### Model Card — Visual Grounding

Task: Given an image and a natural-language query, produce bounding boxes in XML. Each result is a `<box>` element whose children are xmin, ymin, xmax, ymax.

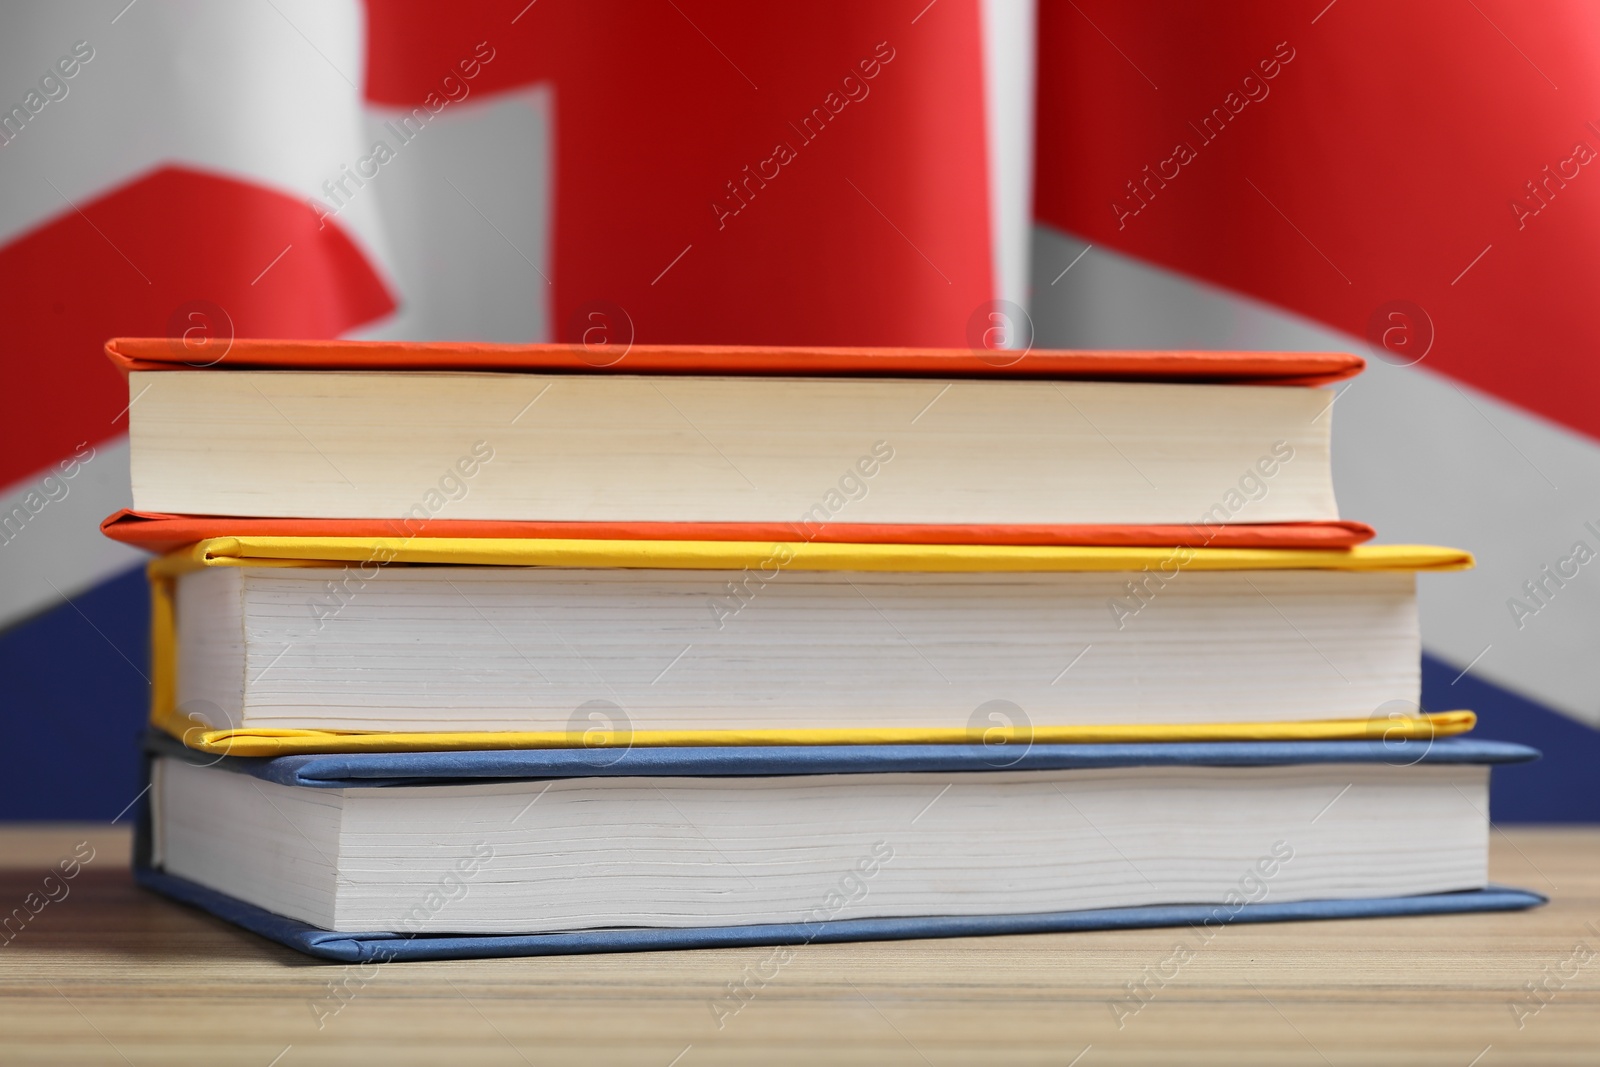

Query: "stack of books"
<box><xmin>104</xmin><ymin>338</ymin><xmax>1542</xmax><ymax>961</ymax></box>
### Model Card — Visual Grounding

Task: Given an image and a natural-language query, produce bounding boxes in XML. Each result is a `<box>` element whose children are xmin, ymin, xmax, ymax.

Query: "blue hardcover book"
<box><xmin>135</xmin><ymin>733</ymin><xmax>1544</xmax><ymax>961</ymax></box>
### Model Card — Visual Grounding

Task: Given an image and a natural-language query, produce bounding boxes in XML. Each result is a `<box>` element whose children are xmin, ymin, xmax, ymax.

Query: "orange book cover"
<box><xmin>104</xmin><ymin>337</ymin><xmax>1364</xmax><ymax>386</ymax></box>
<box><xmin>100</xmin><ymin>510</ymin><xmax>1375</xmax><ymax>554</ymax></box>
<box><xmin>104</xmin><ymin>339</ymin><xmax>1367</xmax><ymax>549</ymax></box>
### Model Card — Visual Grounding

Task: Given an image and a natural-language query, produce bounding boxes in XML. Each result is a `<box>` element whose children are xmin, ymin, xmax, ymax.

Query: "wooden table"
<box><xmin>2</xmin><ymin>824</ymin><xmax>1597</xmax><ymax>1065</ymax></box>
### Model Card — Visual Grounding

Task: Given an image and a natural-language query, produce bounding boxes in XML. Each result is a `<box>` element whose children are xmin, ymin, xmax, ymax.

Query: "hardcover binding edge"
<box><xmin>104</xmin><ymin>338</ymin><xmax>1365</xmax><ymax>385</ymax></box>
<box><xmin>102</xmin><ymin>510</ymin><xmax>1379</xmax><ymax>554</ymax></box>
<box><xmin>131</xmin><ymin>864</ymin><xmax>1546</xmax><ymax>963</ymax></box>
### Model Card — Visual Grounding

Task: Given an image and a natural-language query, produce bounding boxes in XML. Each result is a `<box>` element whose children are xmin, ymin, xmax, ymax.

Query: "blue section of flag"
<box><xmin>0</xmin><ymin>567</ymin><xmax>148</xmax><ymax>821</ymax></box>
<box><xmin>1424</xmin><ymin>653</ymin><xmax>1600</xmax><ymax>823</ymax></box>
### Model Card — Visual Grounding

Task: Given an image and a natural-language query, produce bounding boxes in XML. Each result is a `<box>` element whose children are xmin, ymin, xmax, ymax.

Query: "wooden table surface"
<box><xmin>2</xmin><ymin>824</ymin><xmax>1597</xmax><ymax>1065</ymax></box>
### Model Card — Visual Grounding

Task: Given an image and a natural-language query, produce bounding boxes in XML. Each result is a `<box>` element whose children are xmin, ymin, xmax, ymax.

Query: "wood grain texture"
<box><xmin>1</xmin><ymin>824</ymin><xmax>1596</xmax><ymax>1065</ymax></box>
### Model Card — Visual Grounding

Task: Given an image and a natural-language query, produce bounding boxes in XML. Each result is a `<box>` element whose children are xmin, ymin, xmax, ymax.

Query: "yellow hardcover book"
<box><xmin>149</xmin><ymin>537</ymin><xmax>1474</xmax><ymax>576</ymax></box>
<box><xmin>149</xmin><ymin>538</ymin><xmax>1475</xmax><ymax>756</ymax></box>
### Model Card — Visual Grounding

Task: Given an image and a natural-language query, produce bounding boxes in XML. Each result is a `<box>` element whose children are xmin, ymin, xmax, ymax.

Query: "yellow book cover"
<box><xmin>150</xmin><ymin>538</ymin><xmax>1474</xmax><ymax>756</ymax></box>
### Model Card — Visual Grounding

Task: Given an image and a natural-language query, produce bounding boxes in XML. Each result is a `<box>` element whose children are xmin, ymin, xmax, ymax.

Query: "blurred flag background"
<box><xmin>3</xmin><ymin>0</ymin><xmax>1596</xmax><ymax>820</ymax></box>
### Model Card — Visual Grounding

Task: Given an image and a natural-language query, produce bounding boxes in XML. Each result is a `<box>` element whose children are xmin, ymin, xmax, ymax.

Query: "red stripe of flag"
<box><xmin>1035</xmin><ymin>0</ymin><xmax>1600</xmax><ymax>442</ymax></box>
<box><xmin>0</xmin><ymin>166</ymin><xmax>393</xmax><ymax>488</ymax></box>
<box><xmin>364</xmin><ymin>0</ymin><xmax>996</xmax><ymax>347</ymax></box>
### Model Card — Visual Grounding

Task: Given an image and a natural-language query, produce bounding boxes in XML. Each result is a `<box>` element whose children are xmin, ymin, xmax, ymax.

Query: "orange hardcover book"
<box><xmin>105</xmin><ymin>338</ymin><xmax>1365</xmax><ymax>534</ymax></box>
<box><xmin>104</xmin><ymin>338</ymin><xmax>1363</xmax><ymax>385</ymax></box>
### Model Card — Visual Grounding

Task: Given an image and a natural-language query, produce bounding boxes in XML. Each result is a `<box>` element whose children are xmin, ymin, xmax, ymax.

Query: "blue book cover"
<box><xmin>134</xmin><ymin>732</ymin><xmax>1546</xmax><ymax>961</ymax></box>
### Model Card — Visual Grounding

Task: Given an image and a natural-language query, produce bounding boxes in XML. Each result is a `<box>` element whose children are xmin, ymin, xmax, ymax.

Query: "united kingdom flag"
<box><xmin>3</xmin><ymin>0</ymin><xmax>1597</xmax><ymax>819</ymax></box>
